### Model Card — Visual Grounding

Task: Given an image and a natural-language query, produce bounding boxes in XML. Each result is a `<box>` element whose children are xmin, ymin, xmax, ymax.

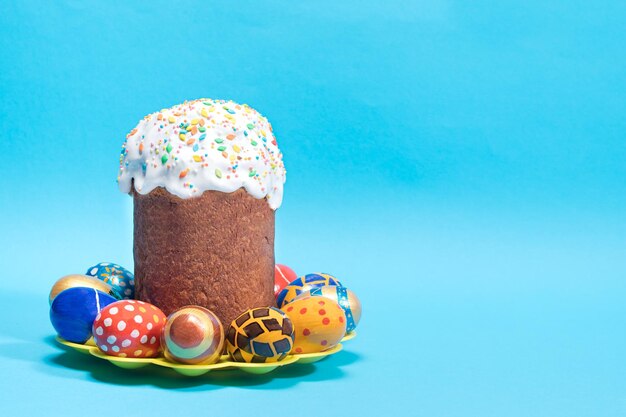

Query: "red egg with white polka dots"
<box><xmin>92</xmin><ymin>300</ymin><xmax>166</xmax><ymax>358</ymax></box>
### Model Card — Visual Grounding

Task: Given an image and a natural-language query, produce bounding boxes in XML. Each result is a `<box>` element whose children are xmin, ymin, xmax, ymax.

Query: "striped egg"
<box><xmin>294</xmin><ymin>285</ymin><xmax>362</xmax><ymax>333</ymax></box>
<box><xmin>161</xmin><ymin>306</ymin><xmax>225</xmax><ymax>365</ymax></box>
<box><xmin>276</xmin><ymin>273</ymin><xmax>342</xmax><ymax>308</ymax></box>
<box><xmin>284</xmin><ymin>296</ymin><xmax>346</xmax><ymax>354</ymax></box>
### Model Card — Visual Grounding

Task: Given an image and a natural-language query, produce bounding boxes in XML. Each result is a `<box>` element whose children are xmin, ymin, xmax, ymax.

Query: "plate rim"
<box><xmin>54</xmin><ymin>331</ymin><xmax>355</xmax><ymax>375</ymax></box>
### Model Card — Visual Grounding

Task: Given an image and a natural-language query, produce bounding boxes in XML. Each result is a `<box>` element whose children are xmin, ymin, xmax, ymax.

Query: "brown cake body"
<box><xmin>133</xmin><ymin>187</ymin><xmax>276</xmax><ymax>326</ymax></box>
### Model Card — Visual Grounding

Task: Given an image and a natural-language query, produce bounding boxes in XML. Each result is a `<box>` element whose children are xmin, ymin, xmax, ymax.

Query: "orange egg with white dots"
<box><xmin>283</xmin><ymin>296</ymin><xmax>346</xmax><ymax>354</ymax></box>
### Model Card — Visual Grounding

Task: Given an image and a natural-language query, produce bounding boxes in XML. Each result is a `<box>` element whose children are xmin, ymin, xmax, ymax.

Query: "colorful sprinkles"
<box><xmin>117</xmin><ymin>99</ymin><xmax>286</xmax><ymax>209</ymax></box>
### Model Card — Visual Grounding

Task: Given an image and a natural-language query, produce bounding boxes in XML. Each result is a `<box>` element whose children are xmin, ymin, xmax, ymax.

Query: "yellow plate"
<box><xmin>342</xmin><ymin>331</ymin><xmax>357</xmax><ymax>342</ymax></box>
<box><xmin>152</xmin><ymin>355</ymin><xmax>236</xmax><ymax>376</ymax></box>
<box><xmin>294</xmin><ymin>343</ymin><xmax>343</xmax><ymax>364</ymax></box>
<box><xmin>54</xmin><ymin>332</ymin><xmax>356</xmax><ymax>377</ymax></box>
<box><xmin>54</xmin><ymin>337</ymin><xmax>95</xmax><ymax>355</ymax></box>
<box><xmin>234</xmin><ymin>354</ymin><xmax>300</xmax><ymax>375</ymax></box>
<box><xmin>90</xmin><ymin>348</ymin><xmax>154</xmax><ymax>369</ymax></box>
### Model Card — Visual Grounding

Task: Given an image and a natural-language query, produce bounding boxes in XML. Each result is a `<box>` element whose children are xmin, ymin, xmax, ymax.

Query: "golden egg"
<box><xmin>49</xmin><ymin>274</ymin><xmax>120</xmax><ymax>305</ymax></box>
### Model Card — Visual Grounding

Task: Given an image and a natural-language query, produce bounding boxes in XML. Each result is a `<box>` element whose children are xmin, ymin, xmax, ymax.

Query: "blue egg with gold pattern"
<box><xmin>50</xmin><ymin>287</ymin><xmax>118</xmax><ymax>343</ymax></box>
<box><xmin>276</xmin><ymin>272</ymin><xmax>342</xmax><ymax>308</ymax></box>
<box><xmin>85</xmin><ymin>262</ymin><xmax>135</xmax><ymax>299</ymax></box>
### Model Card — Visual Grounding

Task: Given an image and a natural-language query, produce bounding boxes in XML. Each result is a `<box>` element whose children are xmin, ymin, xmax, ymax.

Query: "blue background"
<box><xmin>1</xmin><ymin>1</ymin><xmax>625</xmax><ymax>415</ymax></box>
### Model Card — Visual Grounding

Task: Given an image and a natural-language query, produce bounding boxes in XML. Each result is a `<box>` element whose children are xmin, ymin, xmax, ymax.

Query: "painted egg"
<box><xmin>274</xmin><ymin>264</ymin><xmax>297</xmax><ymax>296</ymax></box>
<box><xmin>294</xmin><ymin>285</ymin><xmax>362</xmax><ymax>333</ymax></box>
<box><xmin>85</xmin><ymin>262</ymin><xmax>135</xmax><ymax>299</ymax></box>
<box><xmin>49</xmin><ymin>274</ymin><xmax>121</xmax><ymax>305</ymax></box>
<box><xmin>226</xmin><ymin>307</ymin><xmax>294</xmax><ymax>363</ymax></box>
<box><xmin>276</xmin><ymin>272</ymin><xmax>342</xmax><ymax>308</ymax></box>
<box><xmin>284</xmin><ymin>296</ymin><xmax>347</xmax><ymax>354</ymax></box>
<box><xmin>161</xmin><ymin>306</ymin><xmax>225</xmax><ymax>365</ymax></box>
<box><xmin>50</xmin><ymin>287</ymin><xmax>118</xmax><ymax>343</ymax></box>
<box><xmin>92</xmin><ymin>300</ymin><xmax>166</xmax><ymax>358</ymax></box>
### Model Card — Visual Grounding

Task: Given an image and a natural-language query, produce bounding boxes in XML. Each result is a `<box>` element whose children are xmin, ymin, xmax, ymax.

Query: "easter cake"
<box><xmin>117</xmin><ymin>99</ymin><xmax>286</xmax><ymax>326</ymax></box>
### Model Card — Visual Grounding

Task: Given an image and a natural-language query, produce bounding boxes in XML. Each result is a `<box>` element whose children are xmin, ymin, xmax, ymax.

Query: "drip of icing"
<box><xmin>117</xmin><ymin>99</ymin><xmax>286</xmax><ymax>209</ymax></box>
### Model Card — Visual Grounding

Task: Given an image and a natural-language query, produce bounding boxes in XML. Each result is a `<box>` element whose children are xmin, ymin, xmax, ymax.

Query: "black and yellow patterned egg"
<box><xmin>226</xmin><ymin>307</ymin><xmax>294</xmax><ymax>363</ymax></box>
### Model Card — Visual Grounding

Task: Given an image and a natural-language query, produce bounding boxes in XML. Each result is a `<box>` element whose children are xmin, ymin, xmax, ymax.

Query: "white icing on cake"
<box><xmin>117</xmin><ymin>99</ymin><xmax>286</xmax><ymax>209</ymax></box>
